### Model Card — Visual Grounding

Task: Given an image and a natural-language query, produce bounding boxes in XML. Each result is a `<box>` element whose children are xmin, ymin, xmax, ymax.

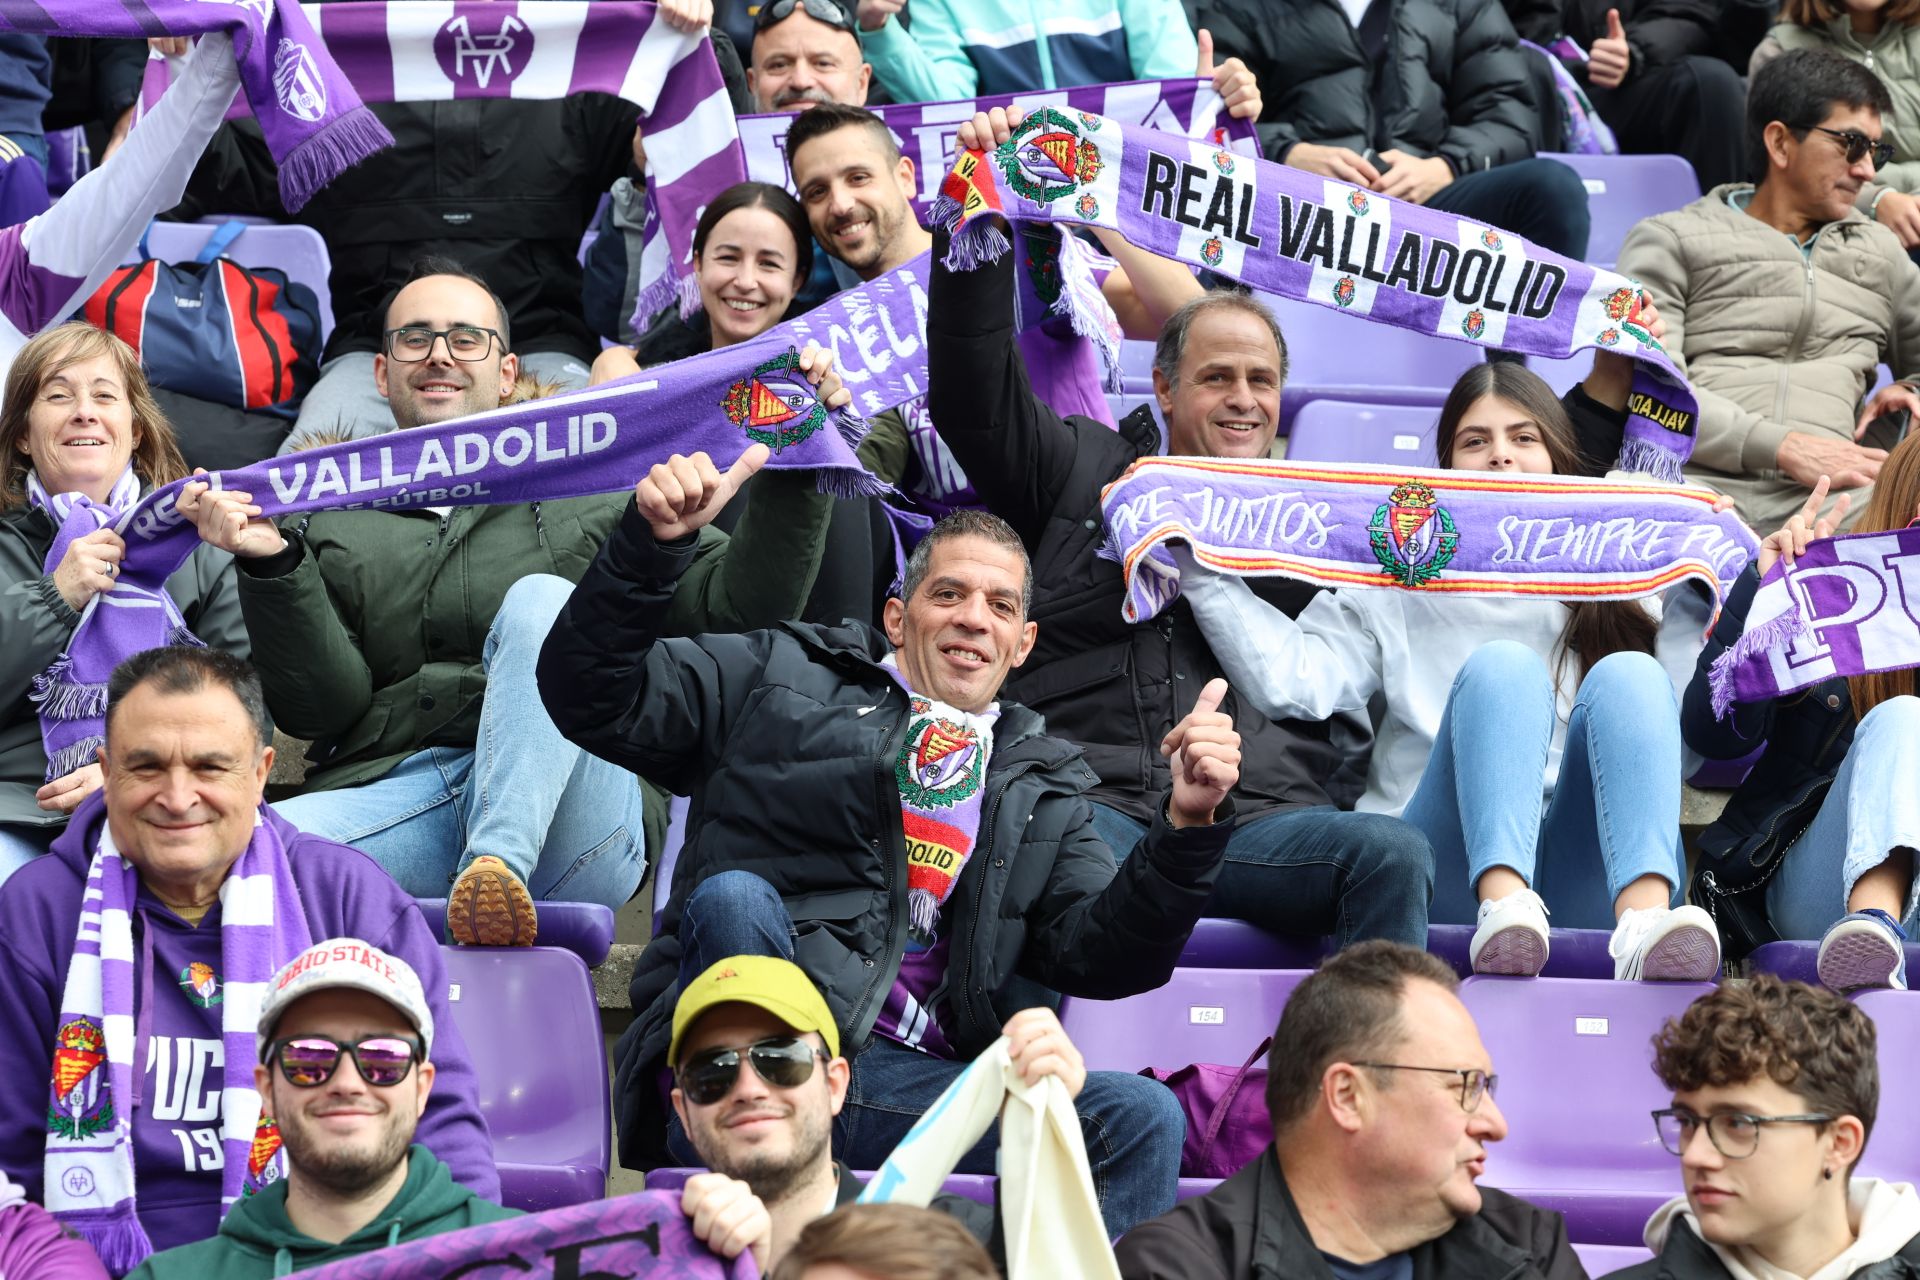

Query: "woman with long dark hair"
<box><xmin>1176</xmin><ymin>362</ymin><xmax>1718</xmax><ymax>980</ymax></box>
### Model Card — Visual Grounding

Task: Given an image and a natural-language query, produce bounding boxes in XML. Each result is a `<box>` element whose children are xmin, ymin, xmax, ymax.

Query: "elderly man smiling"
<box><xmin>0</xmin><ymin>646</ymin><xmax>495</xmax><ymax>1272</ymax></box>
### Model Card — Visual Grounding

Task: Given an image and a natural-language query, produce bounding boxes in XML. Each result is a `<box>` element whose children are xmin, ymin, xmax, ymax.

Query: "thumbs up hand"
<box><xmin>1198</xmin><ymin>28</ymin><xmax>1263</xmax><ymax>122</ymax></box>
<box><xmin>1161</xmin><ymin>677</ymin><xmax>1240</xmax><ymax>828</ymax></box>
<box><xmin>1589</xmin><ymin>9</ymin><xmax>1632</xmax><ymax>89</ymax></box>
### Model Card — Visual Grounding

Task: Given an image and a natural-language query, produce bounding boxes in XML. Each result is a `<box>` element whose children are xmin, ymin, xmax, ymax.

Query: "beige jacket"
<box><xmin>1617</xmin><ymin>184</ymin><xmax>1920</xmax><ymax>534</ymax></box>
<box><xmin>1754</xmin><ymin>20</ymin><xmax>1920</xmax><ymax>208</ymax></box>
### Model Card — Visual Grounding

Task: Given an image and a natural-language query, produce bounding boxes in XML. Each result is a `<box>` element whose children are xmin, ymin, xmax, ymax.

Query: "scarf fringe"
<box><xmin>1709</xmin><ymin>608</ymin><xmax>1807</xmax><ymax>720</ymax></box>
<box><xmin>943</xmin><ymin>219</ymin><xmax>1011</xmax><ymax>272</ymax></box>
<box><xmin>1052</xmin><ymin>234</ymin><xmax>1125</xmax><ymax>394</ymax></box>
<box><xmin>29</xmin><ymin>662</ymin><xmax>109</xmax><ymax>722</ymax></box>
<box><xmin>909</xmin><ymin>888</ymin><xmax>941</xmax><ymax>938</ymax></box>
<box><xmin>1615</xmin><ymin>437</ymin><xmax>1687</xmax><ymax>485</ymax></box>
<box><xmin>46</xmin><ymin>736</ymin><xmax>104</xmax><ymax>781</ymax></box>
<box><xmin>275</xmin><ymin>106</ymin><xmax>393</xmax><ymax>213</ymax></box>
<box><xmin>928</xmin><ymin>190</ymin><xmax>962</xmax><ymax>234</ymax></box>
<box><xmin>66</xmin><ymin>1206</ymin><xmax>154</xmax><ymax>1275</ymax></box>
<box><xmin>632</xmin><ymin>271</ymin><xmax>678</xmax><ymax>332</ymax></box>
<box><xmin>165</xmin><ymin>624</ymin><xmax>207</xmax><ymax>650</ymax></box>
<box><xmin>675</xmin><ymin>271</ymin><xmax>705</xmax><ymax>321</ymax></box>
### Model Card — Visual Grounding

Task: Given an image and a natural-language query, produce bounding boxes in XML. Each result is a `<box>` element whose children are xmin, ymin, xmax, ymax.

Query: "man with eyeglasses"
<box><xmin>123</xmin><ymin>939</ymin><xmax>519</xmax><ymax>1279</ymax></box>
<box><xmin>1619</xmin><ymin>975</ymin><xmax>1920</xmax><ymax>1280</ymax></box>
<box><xmin>1601</xmin><ymin>47</ymin><xmax>1920</xmax><ymax>536</ymax></box>
<box><xmin>182</xmin><ymin>257</ymin><xmax>836</xmax><ymax>946</ymax></box>
<box><xmin>1117</xmin><ymin>941</ymin><xmax>1585</xmax><ymax>1280</ymax></box>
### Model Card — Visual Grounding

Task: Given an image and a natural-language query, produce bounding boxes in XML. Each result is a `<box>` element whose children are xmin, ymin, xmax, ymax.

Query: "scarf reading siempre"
<box><xmin>46</xmin><ymin>804</ymin><xmax>312</xmax><ymax>1275</ymax></box>
<box><xmin>1100</xmin><ymin>457</ymin><xmax>1759</xmax><ymax>626</ymax></box>
<box><xmin>934</xmin><ymin>111</ymin><xmax>1702</xmax><ymax>483</ymax></box>
<box><xmin>1708</xmin><ymin>524</ymin><xmax>1920</xmax><ymax>717</ymax></box>
<box><xmin>12</xmin><ymin>0</ymin><xmax>389</xmax><ymax>212</ymax></box>
<box><xmin>142</xmin><ymin>1</ymin><xmax>737</xmax><ymax>314</ymax></box>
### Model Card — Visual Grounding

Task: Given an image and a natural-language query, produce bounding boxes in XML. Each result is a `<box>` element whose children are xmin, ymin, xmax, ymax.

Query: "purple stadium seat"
<box><xmin>1538</xmin><ymin>153</ymin><xmax>1703</xmax><ymax>269</ymax></box>
<box><xmin>415</xmin><ymin>898</ymin><xmax>615</xmax><ymax>968</ymax></box>
<box><xmin>1850</xmin><ymin>990</ymin><xmax>1920</xmax><ymax>1184</ymax></box>
<box><xmin>1058</xmin><ymin>967</ymin><xmax>1310</xmax><ymax>1075</ymax></box>
<box><xmin>644</xmin><ymin>1167</ymin><xmax>998</xmax><ymax>1205</ymax></box>
<box><xmin>135</xmin><ymin>220</ymin><xmax>336</xmax><ymax>345</ymax></box>
<box><xmin>1748</xmin><ymin>941</ymin><xmax>1920</xmax><ymax>988</ymax></box>
<box><xmin>1264</xmin><ymin>294</ymin><xmax>1480</xmax><ymax>433</ymax></box>
<box><xmin>1120</xmin><ymin>337</ymin><xmax>1157</xmax><ymax>391</ymax></box>
<box><xmin>1286</xmin><ymin>400</ymin><xmax>1439</xmax><ymax>466</ymax></box>
<box><xmin>1461</xmin><ymin>976</ymin><xmax>1710</xmax><ymax>1245</ymax></box>
<box><xmin>1428</xmin><ymin>925</ymin><xmax>1619</xmax><ymax>980</ymax></box>
<box><xmin>1575</xmin><ymin>1242</ymin><xmax>1656</xmax><ymax>1274</ymax></box>
<box><xmin>1688</xmin><ymin>746</ymin><xmax>1763</xmax><ymax>790</ymax></box>
<box><xmin>1178</xmin><ymin>919</ymin><xmax>1328</xmax><ymax>969</ymax></box>
<box><xmin>440</xmin><ymin>945</ymin><xmax>611</xmax><ymax>1212</ymax></box>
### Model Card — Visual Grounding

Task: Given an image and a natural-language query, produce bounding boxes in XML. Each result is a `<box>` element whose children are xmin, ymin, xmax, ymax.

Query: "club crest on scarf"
<box><xmin>896</xmin><ymin>698</ymin><xmax>984</xmax><ymax>810</ymax></box>
<box><xmin>1604</xmin><ymin>286</ymin><xmax>1662</xmax><ymax>351</ymax></box>
<box><xmin>180</xmin><ymin>962</ymin><xmax>223</xmax><ymax>1009</ymax></box>
<box><xmin>1462</xmin><ymin>310</ymin><xmax>1487</xmax><ymax>340</ymax></box>
<box><xmin>47</xmin><ymin>1017</ymin><xmax>112</xmax><ymax>1140</ymax></box>
<box><xmin>436</xmin><ymin>12</ymin><xmax>532</xmax><ymax>91</ymax></box>
<box><xmin>721</xmin><ymin>348</ymin><xmax>826</xmax><ymax>450</ymax></box>
<box><xmin>245</xmin><ymin>1116</ymin><xmax>285</xmax><ymax>1197</ymax></box>
<box><xmin>272</xmin><ymin>39</ymin><xmax>328</xmax><ymax>123</ymax></box>
<box><xmin>1333</xmin><ymin>276</ymin><xmax>1357</xmax><ymax>308</ymax></box>
<box><xmin>1368</xmin><ymin>482</ymin><xmax>1460</xmax><ymax>587</ymax></box>
<box><xmin>998</xmin><ymin>107</ymin><xmax>1103</xmax><ymax>205</ymax></box>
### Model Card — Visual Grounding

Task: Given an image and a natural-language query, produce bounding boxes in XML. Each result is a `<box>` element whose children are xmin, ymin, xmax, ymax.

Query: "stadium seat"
<box><xmin>1119</xmin><ymin>337</ymin><xmax>1156</xmax><ymax>391</ymax></box>
<box><xmin>1178</xmin><ymin>919</ymin><xmax>1327</xmax><ymax>969</ymax></box>
<box><xmin>1747</xmin><ymin>941</ymin><xmax>1920</xmax><ymax>988</ymax></box>
<box><xmin>1263</xmin><ymin>295</ymin><xmax>1480</xmax><ymax>433</ymax></box>
<box><xmin>1851</xmin><ymin>990</ymin><xmax>1920</xmax><ymax>1184</ymax></box>
<box><xmin>1058</xmin><ymin>967</ymin><xmax>1310</xmax><ymax>1075</ymax></box>
<box><xmin>1538</xmin><ymin>153</ymin><xmax>1703</xmax><ymax>269</ymax></box>
<box><xmin>1428</xmin><ymin>925</ymin><xmax>1619</xmax><ymax>980</ymax></box>
<box><xmin>440</xmin><ymin>945</ymin><xmax>611</xmax><ymax>1211</ymax></box>
<box><xmin>1574</xmin><ymin>1242</ymin><xmax>1656</xmax><ymax>1274</ymax></box>
<box><xmin>416</xmin><ymin>899</ymin><xmax>615</xmax><ymax>968</ymax></box>
<box><xmin>1462</xmin><ymin>976</ymin><xmax>1712</xmax><ymax>1245</ymax></box>
<box><xmin>138</xmin><ymin>220</ymin><xmax>337</xmax><ymax>346</ymax></box>
<box><xmin>1286</xmin><ymin>400</ymin><xmax>1439</xmax><ymax>466</ymax></box>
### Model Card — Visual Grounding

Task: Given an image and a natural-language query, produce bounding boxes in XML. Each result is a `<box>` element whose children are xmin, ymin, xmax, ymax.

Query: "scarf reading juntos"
<box><xmin>9</xmin><ymin>0</ymin><xmax>388</xmax><ymax>212</ymax></box>
<box><xmin>1100</xmin><ymin>457</ymin><xmax>1759</xmax><ymax>625</ymax></box>
<box><xmin>27</xmin><ymin>469</ymin><xmax>202</xmax><ymax>783</ymax></box>
<box><xmin>883</xmin><ymin>656</ymin><xmax>998</xmax><ymax>938</ymax></box>
<box><xmin>935</xmin><ymin>112</ymin><xmax>1702</xmax><ymax>482</ymax></box>
<box><xmin>45</xmin><ymin>803</ymin><xmax>312</xmax><ymax>1274</ymax></box>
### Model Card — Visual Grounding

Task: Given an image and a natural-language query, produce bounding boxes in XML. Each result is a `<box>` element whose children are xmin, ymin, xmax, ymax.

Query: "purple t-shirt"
<box><xmin>873</xmin><ymin>932</ymin><xmax>956</xmax><ymax>1059</ymax></box>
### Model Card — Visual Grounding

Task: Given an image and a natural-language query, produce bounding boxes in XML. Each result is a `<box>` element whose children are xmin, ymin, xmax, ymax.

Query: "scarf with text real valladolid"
<box><xmin>882</xmin><ymin>655</ymin><xmax>998</xmax><ymax>940</ymax></box>
<box><xmin>45</xmin><ymin>804</ymin><xmax>312</xmax><ymax>1275</ymax></box>
<box><xmin>934</xmin><ymin>110</ymin><xmax>1702</xmax><ymax>482</ymax></box>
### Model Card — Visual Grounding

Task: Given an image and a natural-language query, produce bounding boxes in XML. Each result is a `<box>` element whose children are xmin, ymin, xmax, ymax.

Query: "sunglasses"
<box><xmin>1811</xmin><ymin>126</ymin><xmax>1895</xmax><ymax>170</ymax></box>
<box><xmin>677</xmin><ymin>1035</ymin><xmax>829</xmax><ymax>1106</ymax></box>
<box><xmin>754</xmin><ymin>0</ymin><xmax>855</xmax><ymax>34</ymax></box>
<box><xmin>267</xmin><ymin>1035</ymin><xmax>423</xmax><ymax>1088</ymax></box>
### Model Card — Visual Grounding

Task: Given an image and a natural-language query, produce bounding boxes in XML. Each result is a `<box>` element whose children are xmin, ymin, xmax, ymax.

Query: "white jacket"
<box><xmin>1644</xmin><ymin>1178</ymin><xmax>1920</xmax><ymax>1280</ymax></box>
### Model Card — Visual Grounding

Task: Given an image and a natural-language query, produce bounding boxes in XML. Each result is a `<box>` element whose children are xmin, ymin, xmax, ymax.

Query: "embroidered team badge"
<box><xmin>997</xmin><ymin>107</ymin><xmax>1102</xmax><ymax>204</ymax></box>
<box><xmin>1212</xmin><ymin>151</ymin><xmax>1236</xmax><ymax>176</ymax></box>
<box><xmin>1481</xmin><ymin>228</ymin><xmax>1504</xmax><ymax>251</ymax></box>
<box><xmin>1347</xmin><ymin>190</ymin><xmax>1370</xmax><ymax>216</ymax></box>
<box><xmin>1023</xmin><ymin>235</ymin><xmax>1063</xmax><ymax>307</ymax></box>
<box><xmin>1597</xmin><ymin>328</ymin><xmax>1621</xmax><ymax>347</ymax></box>
<box><xmin>1601</xmin><ymin>285</ymin><xmax>1663</xmax><ymax>351</ymax></box>
<box><xmin>721</xmin><ymin>347</ymin><xmax>827</xmax><ymax>450</ymax></box>
<box><xmin>1332</xmin><ymin>276</ymin><xmax>1357</xmax><ymax>308</ymax></box>
<box><xmin>1461</xmin><ymin>310</ymin><xmax>1487</xmax><ymax>340</ymax></box>
<box><xmin>244</xmin><ymin>1115</ymin><xmax>285</xmax><ymax>1196</ymax></box>
<box><xmin>1075</xmin><ymin>192</ymin><xmax>1101</xmax><ymax>221</ymax></box>
<box><xmin>1201</xmin><ymin>237</ymin><xmax>1225</xmax><ymax>267</ymax></box>
<box><xmin>1076</xmin><ymin>111</ymin><xmax>1103</xmax><ymax>131</ymax></box>
<box><xmin>47</xmin><ymin>1018</ymin><xmax>112</xmax><ymax>1140</ymax></box>
<box><xmin>180</xmin><ymin>961</ymin><xmax>222</xmax><ymax>1008</ymax></box>
<box><xmin>272</xmin><ymin>38</ymin><xmax>328</xmax><ymax>123</ymax></box>
<box><xmin>1368</xmin><ymin>482</ymin><xmax>1460</xmax><ymax>588</ymax></box>
<box><xmin>895</xmin><ymin>699</ymin><xmax>984</xmax><ymax>810</ymax></box>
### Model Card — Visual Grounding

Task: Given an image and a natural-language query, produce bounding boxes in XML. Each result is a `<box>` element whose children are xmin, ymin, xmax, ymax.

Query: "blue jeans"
<box><xmin>665</xmin><ymin>870</ymin><xmax>1187</xmax><ymax>1238</ymax></box>
<box><xmin>1089</xmin><ymin>804</ymin><xmax>1432</xmax><ymax>949</ymax></box>
<box><xmin>1769</xmin><ymin>695</ymin><xmax>1920</xmax><ymax>938</ymax></box>
<box><xmin>1426</xmin><ymin>157</ymin><xmax>1592</xmax><ymax>261</ymax></box>
<box><xmin>0</xmin><ymin>823</ymin><xmax>55</xmax><ymax>892</ymax></box>
<box><xmin>1404</xmin><ymin>641</ymin><xmax>1684</xmax><ymax>929</ymax></box>
<box><xmin>273</xmin><ymin>574</ymin><xmax>648</xmax><ymax>911</ymax></box>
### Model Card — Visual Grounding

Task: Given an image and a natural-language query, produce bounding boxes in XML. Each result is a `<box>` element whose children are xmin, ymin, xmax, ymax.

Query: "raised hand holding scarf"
<box><xmin>44</xmin><ymin>803</ymin><xmax>313</xmax><ymax>1275</ymax></box>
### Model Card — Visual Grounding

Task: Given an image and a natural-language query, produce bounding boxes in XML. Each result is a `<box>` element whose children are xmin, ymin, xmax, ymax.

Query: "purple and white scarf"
<box><xmin>1708</xmin><ymin>523</ymin><xmax>1920</xmax><ymax>717</ymax></box>
<box><xmin>144</xmin><ymin>1</ymin><xmax>741</xmax><ymax>323</ymax></box>
<box><xmin>936</xmin><ymin>112</ymin><xmax>1701</xmax><ymax>483</ymax></box>
<box><xmin>45</xmin><ymin>804</ymin><xmax>312</xmax><ymax>1274</ymax></box>
<box><xmin>9</xmin><ymin>0</ymin><xmax>390</xmax><ymax>212</ymax></box>
<box><xmin>27</xmin><ymin>469</ymin><xmax>202</xmax><ymax>784</ymax></box>
<box><xmin>1100</xmin><ymin>456</ymin><xmax>1758</xmax><ymax>625</ymax></box>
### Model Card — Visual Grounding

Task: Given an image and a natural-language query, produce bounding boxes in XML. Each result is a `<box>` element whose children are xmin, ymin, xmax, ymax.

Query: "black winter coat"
<box><xmin>926</xmin><ymin>231</ymin><xmax>1348</xmax><ymax>826</ymax></box>
<box><xmin>535</xmin><ymin>505</ymin><xmax>1235</xmax><ymax>1168</ymax></box>
<box><xmin>1192</xmin><ymin>0</ymin><xmax>1539</xmax><ymax>173</ymax></box>
<box><xmin>1115</xmin><ymin>1146</ymin><xmax>1589</xmax><ymax>1280</ymax></box>
<box><xmin>1609</xmin><ymin>1216</ymin><xmax>1920</xmax><ymax>1278</ymax></box>
<box><xmin>1503</xmin><ymin>0</ymin><xmax>1752</xmax><ymax>83</ymax></box>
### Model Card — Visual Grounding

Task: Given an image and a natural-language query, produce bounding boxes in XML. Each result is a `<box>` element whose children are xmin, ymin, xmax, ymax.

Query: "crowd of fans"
<box><xmin>0</xmin><ymin>0</ymin><xmax>1919</xmax><ymax>1275</ymax></box>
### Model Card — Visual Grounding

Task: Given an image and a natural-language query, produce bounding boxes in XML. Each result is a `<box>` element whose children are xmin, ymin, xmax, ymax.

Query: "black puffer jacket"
<box><xmin>1502</xmin><ymin>0</ymin><xmax>1771</xmax><ymax>83</ymax></box>
<box><xmin>1610</xmin><ymin>1215</ymin><xmax>1920</xmax><ymax>1279</ymax></box>
<box><xmin>535</xmin><ymin>505</ymin><xmax>1235</xmax><ymax>1167</ymax></box>
<box><xmin>1193</xmin><ymin>0</ymin><xmax>1538</xmax><ymax>173</ymax></box>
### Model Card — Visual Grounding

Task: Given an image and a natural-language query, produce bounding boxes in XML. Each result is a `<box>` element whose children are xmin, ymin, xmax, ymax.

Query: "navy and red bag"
<box><xmin>82</xmin><ymin>222</ymin><xmax>322</xmax><ymax>417</ymax></box>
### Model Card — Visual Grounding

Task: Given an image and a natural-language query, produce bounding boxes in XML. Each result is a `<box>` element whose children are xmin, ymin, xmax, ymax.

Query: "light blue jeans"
<box><xmin>1768</xmin><ymin>695</ymin><xmax>1920</xmax><ymax>938</ymax></box>
<box><xmin>1406</xmin><ymin>641</ymin><xmax>1685</xmax><ymax>929</ymax></box>
<box><xmin>0</xmin><ymin>823</ymin><xmax>55</xmax><ymax>892</ymax></box>
<box><xmin>273</xmin><ymin>574</ymin><xmax>648</xmax><ymax>910</ymax></box>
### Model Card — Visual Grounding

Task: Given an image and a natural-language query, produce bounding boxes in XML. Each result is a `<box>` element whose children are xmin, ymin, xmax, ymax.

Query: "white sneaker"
<box><xmin>1817</xmin><ymin>910</ymin><xmax>1909</xmax><ymax>993</ymax></box>
<box><xmin>1470</xmin><ymin>888</ymin><xmax>1551</xmax><ymax>976</ymax></box>
<box><xmin>1611</xmin><ymin>905</ymin><xmax>1721</xmax><ymax>981</ymax></box>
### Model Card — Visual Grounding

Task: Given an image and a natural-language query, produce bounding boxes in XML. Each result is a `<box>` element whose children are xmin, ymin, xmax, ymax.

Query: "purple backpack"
<box><xmin>1146</xmin><ymin>1036</ymin><xmax>1274</xmax><ymax>1179</ymax></box>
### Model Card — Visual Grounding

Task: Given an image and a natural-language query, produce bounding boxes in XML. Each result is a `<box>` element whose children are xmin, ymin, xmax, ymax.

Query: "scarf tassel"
<box><xmin>1708</xmin><ymin>609</ymin><xmax>1807</xmax><ymax>720</ymax></box>
<box><xmin>165</xmin><ymin>623</ymin><xmax>208</xmax><ymax>650</ymax></box>
<box><xmin>29</xmin><ymin>655</ymin><xmax>109</xmax><ymax>722</ymax></box>
<box><xmin>65</xmin><ymin>1206</ymin><xmax>154</xmax><ymax>1275</ymax></box>
<box><xmin>1052</xmin><ymin>234</ymin><xmax>1125</xmax><ymax>394</ymax></box>
<box><xmin>909</xmin><ymin>888</ymin><xmax>942</xmax><ymax>938</ymax></box>
<box><xmin>942</xmin><ymin>219</ymin><xmax>1012</xmax><ymax>273</ymax></box>
<box><xmin>45</xmin><ymin>735</ymin><xmax>105</xmax><ymax>782</ymax></box>
<box><xmin>274</xmin><ymin>107</ymin><xmax>395</xmax><ymax>214</ymax></box>
<box><xmin>1614</xmin><ymin>437</ymin><xmax>1688</xmax><ymax>485</ymax></box>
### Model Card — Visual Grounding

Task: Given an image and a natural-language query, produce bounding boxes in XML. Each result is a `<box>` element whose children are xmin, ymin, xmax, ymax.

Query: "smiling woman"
<box><xmin>0</xmin><ymin>322</ymin><xmax>249</xmax><ymax>889</ymax></box>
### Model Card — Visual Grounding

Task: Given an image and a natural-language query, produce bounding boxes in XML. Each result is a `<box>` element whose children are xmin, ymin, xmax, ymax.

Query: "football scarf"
<box><xmin>883</xmin><ymin>657</ymin><xmax>999</xmax><ymax>940</ymax></box>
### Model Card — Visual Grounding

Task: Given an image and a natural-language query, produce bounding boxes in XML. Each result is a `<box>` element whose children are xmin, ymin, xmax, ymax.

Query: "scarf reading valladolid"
<box><xmin>1100</xmin><ymin>457</ymin><xmax>1758</xmax><ymax>625</ymax></box>
<box><xmin>1708</xmin><ymin>524</ymin><xmax>1920</xmax><ymax>717</ymax></box>
<box><xmin>935</xmin><ymin>111</ymin><xmax>1702</xmax><ymax>483</ymax></box>
<box><xmin>8</xmin><ymin>0</ymin><xmax>389</xmax><ymax>212</ymax></box>
<box><xmin>142</xmin><ymin>1</ymin><xmax>737</xmax><ymax>316</ymax></box>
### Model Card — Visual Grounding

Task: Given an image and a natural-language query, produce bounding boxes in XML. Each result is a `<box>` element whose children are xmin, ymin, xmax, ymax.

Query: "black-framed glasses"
<box><xmin>677</xmin><ymin>1035</ymin><xmax>829</xmax><ymax>1106</ymax></box>
<box><xmin>753</xmin><ymin>0</ymin><xmax>855</xmax><ymax>33</ymax></box>
<box><xmin>1354</xmin><ymin>1062</ymin><xmax>1499</xmax><ymax>1113</ymax></box>
<box><xmin>382</xmin><ymin>325</ymin><xmax>501</xmax><ymax>363</ymax></box>
<box><xmin>1652</xmin><ymin>1108</ymin><xmax>1833</xmax><ymax>1159</ymax></box>
<box><xmin>1810</xmin><ymin>126</ymin><xmax>1895</xmax><ymax>170</ymax></box>
<box><xmin>267</xmin><ymin>1035</ymin><xmax>423</xmax><ymax>1088</ymax></box>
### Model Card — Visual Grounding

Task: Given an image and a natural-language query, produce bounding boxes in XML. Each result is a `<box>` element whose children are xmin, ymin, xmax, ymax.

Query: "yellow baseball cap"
<box><xmin>669</xmin><ymin>955</ymin><xmax>840</xmax><ymax>1068</ymax></box>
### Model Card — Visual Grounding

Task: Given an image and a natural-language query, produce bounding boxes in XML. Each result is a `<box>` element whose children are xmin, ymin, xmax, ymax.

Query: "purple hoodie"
<box><xmin>0</xmin><ymin>795</ymin><xmax>499</xmax><ymax>1260</ymax></box>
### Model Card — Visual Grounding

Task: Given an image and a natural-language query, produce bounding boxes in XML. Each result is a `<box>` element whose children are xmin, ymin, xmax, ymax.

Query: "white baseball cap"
<box><xmin>257</xmin><ymin>938</ymin><xmax>434</xmax><ymax>1060</ymax></box>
